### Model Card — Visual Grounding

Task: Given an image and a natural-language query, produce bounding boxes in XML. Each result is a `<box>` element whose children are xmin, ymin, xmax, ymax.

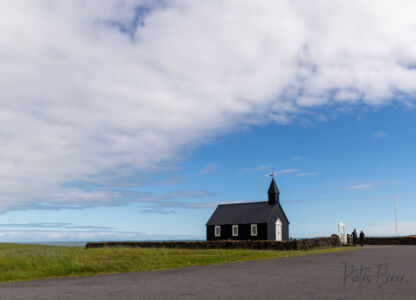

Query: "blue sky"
<box><xmin>1</xmin><ymin>1</ymin><xmax>416</xmax><ymax>241</ymax></box>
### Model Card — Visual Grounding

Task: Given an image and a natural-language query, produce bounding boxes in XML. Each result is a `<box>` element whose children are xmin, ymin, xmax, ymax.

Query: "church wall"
<box><xmin>206</xmin><ymin>223</ymin><xmax>267</xmax><ymax>241</ymax></box>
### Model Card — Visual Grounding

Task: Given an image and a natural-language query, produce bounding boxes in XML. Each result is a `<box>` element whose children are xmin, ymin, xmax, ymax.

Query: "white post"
<box><xmin>338</xmin><ymin>222</ymin><xmax>346</xmax><ymax>244</ymax></box>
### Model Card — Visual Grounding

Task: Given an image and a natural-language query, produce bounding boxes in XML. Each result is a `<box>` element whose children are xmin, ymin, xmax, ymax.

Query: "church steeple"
<box><xmin>268</xmin><ymin>177</ymin><xmax>280</xmax><ymax>205</ymax></box>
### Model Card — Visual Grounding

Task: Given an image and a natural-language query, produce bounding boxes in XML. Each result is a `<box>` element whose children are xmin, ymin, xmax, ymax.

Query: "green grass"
<box><xmin>0</xmin><ymin>243</ymin><xmax>355</xmax><ymax>282</ymax></box>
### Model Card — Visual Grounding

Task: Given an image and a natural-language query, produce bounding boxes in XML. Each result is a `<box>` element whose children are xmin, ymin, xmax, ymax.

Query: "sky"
<box><xmin>0</xmin><ymin>0</ymin><xmax>416</xmax><ymax>242</ymax></box>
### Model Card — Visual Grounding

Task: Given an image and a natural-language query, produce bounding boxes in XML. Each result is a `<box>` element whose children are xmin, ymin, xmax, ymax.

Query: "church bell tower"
<box><xmin>268</xmin><ymin>177</ymin><xmax>280</xmax><ymax>205</ymax></box>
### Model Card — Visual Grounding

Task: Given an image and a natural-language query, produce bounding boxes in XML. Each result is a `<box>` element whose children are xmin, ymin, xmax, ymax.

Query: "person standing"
<box><xmin>352</xmin><ymin>229</ymin><xmax>357</xmax><ymax>246</ymax></box>
<box><xmin>359</xmin><ymin>230</ymin><xmax>365</xmax><ymax>247</ymax></box>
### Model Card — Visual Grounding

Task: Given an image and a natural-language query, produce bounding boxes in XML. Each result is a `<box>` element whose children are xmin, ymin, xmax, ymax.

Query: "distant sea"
<box><xmin>21</xmin><ymin>241</ymin><xmax>87</xmax><ymax>247</ymax></box>
<box><xmin>19</xmin><ymin>240</ymin><xmax>206</xmax><ymax>247</ymax></box>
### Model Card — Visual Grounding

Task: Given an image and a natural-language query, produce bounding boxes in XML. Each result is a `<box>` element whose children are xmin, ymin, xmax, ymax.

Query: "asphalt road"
<box><xmin>1</xmin><ymin>246</ymin><xmax>415</xmax><ymax>299</ymax></box>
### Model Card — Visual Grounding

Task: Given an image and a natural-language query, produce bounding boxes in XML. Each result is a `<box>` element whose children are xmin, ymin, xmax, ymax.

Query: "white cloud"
<box><xmin>240</xmin><ymin>165</ymin><xmax>274</xmax><ymax>174</ymax></box>
<box><xmin>1</xmin><ymin>1</ymin><xmax>416</xmax><ymax>212</ymax></box>
<box><xmin>278</xmin><ymin>169</ymin><xmax>302</xmax><ymax>174</ymax></box>
<box><xmin>199</xmin><ymin>163</ymin><xmax>219</xmax><ymax>175</ymax></box>
<box><xmin>373</xmin><ymin>130</ymin><xmax>386</xmax><ymax>138</ymax></box>
<box><xmin>260</xmin><ymin>168</ymin><xmax>301</xmax><ymax>177</ymax></box>
<box><xmin>290</xmin><ymin>155</ymin><xmax>305</xmax><ymax>161</ymax></box>
<box><xmin>343</xmin><ymin>184</ymin><xmax>375</xmax><ymax>190</ymax></box>
<box><xmin>297</xmin><ymin>172</ymin><xmax>317</xmax><ymax>177</ymax></box>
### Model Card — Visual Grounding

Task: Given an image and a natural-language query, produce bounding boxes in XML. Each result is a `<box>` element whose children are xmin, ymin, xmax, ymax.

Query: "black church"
<box><xmin>206</xmin><ymin>178</ymin><xmax>289</xmax><ymax>241</ymax></box>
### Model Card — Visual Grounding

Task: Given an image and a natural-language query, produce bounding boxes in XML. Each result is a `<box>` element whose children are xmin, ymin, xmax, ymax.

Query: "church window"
<box><xmin>232</xmin><ymin>225</ymin><xmax>238</xmax><ymax>237</ymax></box>
<box><xmin>251</xmin><ymin>224</ymin><xmax>257</xmax><ymax>236</ymax></box>
<box><xmin>215</xmin><ymin>226</ymin><xmax>221</xmax><ymax>237</ymax></box>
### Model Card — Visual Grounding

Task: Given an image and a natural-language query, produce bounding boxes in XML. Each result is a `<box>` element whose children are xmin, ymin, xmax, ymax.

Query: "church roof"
<box><xmin>206</xmin><ymin>201</ymin><xmax>289</xmax><ymax>225</ymax></box>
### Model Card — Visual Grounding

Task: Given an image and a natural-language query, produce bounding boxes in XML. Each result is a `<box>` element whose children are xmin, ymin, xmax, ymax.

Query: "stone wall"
<box><xmin>296</xmin><ymin>234</ymin><xmax>340</xmax><ymax>250</ymax></box>
<box><xmin>363</xmin><ymin>236</ymin><xmax>416</xmax><ymax>245</ymax></box>
<box><xmin>85</xmin><ymin>235</ymin><xmax>340</xmax><ymax>251</ymax></box>
<box><xmin>344</xmin><ymin>235</ymin><xmax>416</xmax><ymax>245</ymax></box>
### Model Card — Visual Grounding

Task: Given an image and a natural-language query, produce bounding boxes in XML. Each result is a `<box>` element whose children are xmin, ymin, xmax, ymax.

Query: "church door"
<box><xmin>275</xmin><ymin>218</ymin><xmax>282</xmax><ymax>241</ymax></box>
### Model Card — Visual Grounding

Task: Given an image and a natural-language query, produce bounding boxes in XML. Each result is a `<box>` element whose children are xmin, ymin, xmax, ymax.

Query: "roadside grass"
<box><xmin>0</xmin><ymin>243</ymin><xmax>355</xmax><ymax>282</ymax></box>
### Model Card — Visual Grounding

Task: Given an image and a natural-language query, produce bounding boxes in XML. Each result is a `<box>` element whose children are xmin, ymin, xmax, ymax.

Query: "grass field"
<box><xmin>0</xmin><ymin>243</ymin><xmax>355</xmax><ymax>282</ymax></box>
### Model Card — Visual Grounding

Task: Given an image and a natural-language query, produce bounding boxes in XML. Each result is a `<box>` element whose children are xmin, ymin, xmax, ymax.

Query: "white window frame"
<box><xmin>214</xmin><ymin>225</ymin><xmax>221</xmax><ymax>237</ymax></box>
<box><xmin>232</xmin><ymin>225</ymin><xmax>239</xmax><ymax>237</ymax></box>
<box><xmin>250</xmin><ymin>224</ymin><xmax>258</xmax><ymax>236</ymax></box>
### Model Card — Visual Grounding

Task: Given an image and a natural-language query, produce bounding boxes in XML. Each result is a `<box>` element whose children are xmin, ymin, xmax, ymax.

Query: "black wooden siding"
<box><xmin>206</xmin><ymin>223</ymin><xmax>268</xmax><ymax>241</ymax></box>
